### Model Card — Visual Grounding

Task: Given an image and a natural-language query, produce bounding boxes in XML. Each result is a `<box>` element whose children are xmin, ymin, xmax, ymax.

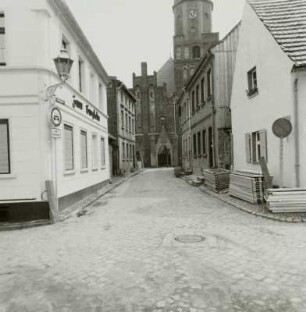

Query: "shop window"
<box><xmin>245</xmin><ymin>130</ymin><xmax>267</xmax><ymax>164</ymax></box>
<box><xmin>0</xmin><ymin>119</ymin><xmax>10</xmax><ymax>174</ymax></box>
<box><xmin>0</xmin><ymin>13</ymin><xmax>6</xmax><ymax>66</ymax></box>
<box><xmin>92</xmin><ymin>134</ymin><xmax>98</xmax><ymax>169</ymax></box>
<box><xmin>101</xmin><ymin>137</ymin><xmax>106</xmax><ymax>167</ymax></box>
<box><xmin>64</xmin><ymin>125</ymin><xmax>74</xmax><ymax>171</ymax></box>
<box><xmin>247</xmin><ymin>66</ymin><xmax>258</xmax><ymax>96</ymax></box>
<box><xmin>80</xmin><ymin>130</ymin><xmax>88</xmax><ymax>169</ymax></box>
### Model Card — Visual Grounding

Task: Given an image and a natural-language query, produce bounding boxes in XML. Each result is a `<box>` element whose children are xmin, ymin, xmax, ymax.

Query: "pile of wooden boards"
<box><xmin>266</xmin><ymin>188</ymin><xmax>306</xmax><ymax>213</ymax></box>
<box><xmin>229</xmin><ymin>171</ymin><xmax>264</xmax><ymax>204</ymax></box>
<box><xmin>203</xmin><ymin>169</ymin><xmax>230</xmax><ymax>192</ymax></box>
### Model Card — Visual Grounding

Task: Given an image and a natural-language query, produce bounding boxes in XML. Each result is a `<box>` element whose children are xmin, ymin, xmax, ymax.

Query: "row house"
<box><xmin>231</xmin><ymin>0</ymin><xmax>306</xmax><ymax>188</ymax></box>
<box><xmin>0</xmin><ymin>0</ymin><xmax>109</xmax><ymax>223</ymax></box>
<box><xmin>107</xmin><ymin>77</ymin><xmax>136</xmax><ymax>175</ymax></box>
<box><xmin>179</xmin><ymin>23</ymin><xmax>240</xmax><ymax>175</ymax></box>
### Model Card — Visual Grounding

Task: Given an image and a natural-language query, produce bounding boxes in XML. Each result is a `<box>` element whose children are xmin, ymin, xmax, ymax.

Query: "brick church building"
<box><xmin>133</xmin><ymin>0</ymin><xmax>218</xmax><ymax>167</ymax></box>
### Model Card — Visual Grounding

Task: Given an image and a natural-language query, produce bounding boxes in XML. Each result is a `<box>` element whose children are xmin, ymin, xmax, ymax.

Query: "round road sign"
<box><xmin>50</xmin><ymin>107</ymin><xmax>62</xmax><ymax>127</ymax></box>
<box><xmin>272</xmin><ymin>118</ymin><xmax>292</xmax><ymax>138</ymax></box>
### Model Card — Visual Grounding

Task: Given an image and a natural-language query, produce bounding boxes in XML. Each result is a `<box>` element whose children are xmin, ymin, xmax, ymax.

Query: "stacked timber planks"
<box><xmin>266</xmin><ymin>188</ymin><xmax>306</xmax><ymax>213</ymax></box>
<box><xmin>229</xmin><ymin>171</ymin><xmax>264</xmax><ymax>204</ymax></box>
<box><xmin>203</xmin><ymin>169</ymin><xmax>230</xmax><ymax>192</ymax></box>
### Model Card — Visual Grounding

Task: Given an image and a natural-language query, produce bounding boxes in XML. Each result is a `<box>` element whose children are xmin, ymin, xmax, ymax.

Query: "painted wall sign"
<box><xmin>86</xmin><ymin>105</ymin><xmax>100</xmax><ymax>121</ymax></box>
<box><xmin>72</xmin><ymin>99</ymin><xmax>83</xmax><ymax>110</ymax></box>
<box><xmin>50</xmin><ymin>107</ymin><xmax>62</xmax><ymax>127</ymax></box>
<box><xmin>272</xmin><ymin>118</ymin><xmax>292</xmax><ymax>138</ymax></box>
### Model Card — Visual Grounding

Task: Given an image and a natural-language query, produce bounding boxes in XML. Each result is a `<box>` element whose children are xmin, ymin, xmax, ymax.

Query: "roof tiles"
<box><xmin>248</xmin><ymin>0</ymin><xmax>306</xmax><ymax>67</ymax></box>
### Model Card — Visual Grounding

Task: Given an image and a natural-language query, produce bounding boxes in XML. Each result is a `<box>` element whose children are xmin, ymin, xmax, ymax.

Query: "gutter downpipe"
<box><xmin>293</xmin><ymin>77</ymin><xmax>300</xmax><ymax>187</ymax></box>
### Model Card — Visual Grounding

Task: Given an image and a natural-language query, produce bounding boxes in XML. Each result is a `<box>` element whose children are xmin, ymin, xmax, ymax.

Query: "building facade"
<box><xmin>231</xmin><ymin>0</ymin><xmax>306</xmax><ymax>187</ymax></box>
<box><xmin>107</xmin><ymin>77</ymin><xmax>136</xmax><ymax>175</ymax></box>
<box><xmin>133</xmin><ymin>63</ymin><xmax>179</xmax><ymax>168</ymax></box>
<box><xmin>173</xmin><ymin>0</ymin><xmax>219</xmax><ymax>93</ymax></box>
<box><xmin>179</xmin><ymin>23</ymin><xmax>240</xmax><ymax>175</ymax></box>
<box><xmin>0</xmin><ymin>0</ymin><xmax>109</xmax><ymax>223</ymax></box>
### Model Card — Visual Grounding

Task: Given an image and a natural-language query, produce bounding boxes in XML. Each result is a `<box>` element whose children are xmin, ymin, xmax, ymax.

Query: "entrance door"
<box><xmin>158</xmin><ymin>146</ymin><xmax>171</xmax><ymax>167</ymax></box>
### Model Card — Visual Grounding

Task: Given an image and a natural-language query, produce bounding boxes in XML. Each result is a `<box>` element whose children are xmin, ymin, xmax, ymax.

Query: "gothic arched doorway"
<box><xmin>158</xmin><ymin>146</ymin><xmax>171</xmax><ymax>167</ymax></box>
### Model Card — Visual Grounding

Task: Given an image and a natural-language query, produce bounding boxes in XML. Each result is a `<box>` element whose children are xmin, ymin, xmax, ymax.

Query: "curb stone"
<box><xmin>180</xmin><ymin>176</ymin><xmax>305</xmax><ymax>224</ymax></box>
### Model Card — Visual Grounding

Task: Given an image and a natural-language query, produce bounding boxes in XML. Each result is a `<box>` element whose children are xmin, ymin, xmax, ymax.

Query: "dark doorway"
<box><xmin>208</xmin><ymin>127</ymin><xmax>214</xmax><ymax>168</ymax></box>
<box><xmin>158</xmin><ymin>146</ymin><xmax>171</xmax><ymax>167</ymax></box>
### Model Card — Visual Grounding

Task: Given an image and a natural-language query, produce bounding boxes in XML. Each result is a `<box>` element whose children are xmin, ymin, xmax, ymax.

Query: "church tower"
<box><xmin>173</xmin><ymin>0</ymin><xmax>219</xmax><ymax>93</ymax></box>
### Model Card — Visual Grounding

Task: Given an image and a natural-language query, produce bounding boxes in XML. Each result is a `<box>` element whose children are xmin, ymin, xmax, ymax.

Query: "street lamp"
<box><xmin>45</xmin><ymin>49</ymin><xmax>74</xmax><ymax>102</ymax></box>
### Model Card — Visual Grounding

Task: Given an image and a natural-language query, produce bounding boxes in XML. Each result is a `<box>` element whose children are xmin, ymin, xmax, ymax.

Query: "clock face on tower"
<box><xmin>188</xmin><ymin>10</ymin><xmax>198</xmax><ymax>19</ymax></box>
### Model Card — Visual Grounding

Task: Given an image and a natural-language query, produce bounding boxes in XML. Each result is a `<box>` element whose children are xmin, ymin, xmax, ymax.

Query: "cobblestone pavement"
<box><xmin>1</xmin><ymin>168</ymin><xmax>306</xmax><ymax>312</ymax></box>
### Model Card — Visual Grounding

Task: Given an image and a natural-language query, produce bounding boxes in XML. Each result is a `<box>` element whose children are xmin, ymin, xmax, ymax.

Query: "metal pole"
<box><xmin>280</xmin><ymin>137</ymin><xmax>284</xmax><ymax>188</ymax></box>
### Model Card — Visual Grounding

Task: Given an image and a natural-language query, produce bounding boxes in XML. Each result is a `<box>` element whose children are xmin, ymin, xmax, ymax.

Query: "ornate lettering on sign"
<box><xmin>86</xmin><ymin>105</ymin><xmax>100</xmax><ymax>122</ymax></box>
<box><xmin>72</xmin><ymin>99</ymin><xmax>83</xmax><ymax>110</ymax></box>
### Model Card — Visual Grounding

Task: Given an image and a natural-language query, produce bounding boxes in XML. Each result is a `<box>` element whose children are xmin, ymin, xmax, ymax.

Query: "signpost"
<box><xmin>272</xmin><ymin>118</ymin><xmax>292</xmax><ymax>188</ymax></box>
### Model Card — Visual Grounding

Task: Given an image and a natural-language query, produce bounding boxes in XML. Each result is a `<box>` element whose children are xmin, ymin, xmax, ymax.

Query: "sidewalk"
<box><xmin>0</xmin><ymin>170</ymin><xmax>142</xmax><ymax>231</ymax></box>
<box><xmin>181</xmin><ymin>174</ymin><xmax>306</xmax><ymax>223</ymax></box>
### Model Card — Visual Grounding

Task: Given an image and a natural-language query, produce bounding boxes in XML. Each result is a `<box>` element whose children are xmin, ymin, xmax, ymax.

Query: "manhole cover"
<box><xmin>175</xmin><ymin>235</ymin><xmax>205</xmax><ymax>243</ymax></box>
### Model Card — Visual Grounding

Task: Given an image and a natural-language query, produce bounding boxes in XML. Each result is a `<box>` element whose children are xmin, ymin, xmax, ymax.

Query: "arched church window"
<box><xmin>192</xmin><ymin>46</ymin><xmax>201</xmax><ymax>59</ymax></box>
<box><xmin>176</xmin><ymin>47</ymin><xmax>182</xmax><ymax>60</ymax></box>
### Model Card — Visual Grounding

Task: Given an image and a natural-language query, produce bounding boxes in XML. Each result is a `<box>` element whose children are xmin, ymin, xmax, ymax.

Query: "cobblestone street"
<box><xmin>1</xmin><ymin>168</ymin><xmax>306</xmax><ymax>312</ymax></box>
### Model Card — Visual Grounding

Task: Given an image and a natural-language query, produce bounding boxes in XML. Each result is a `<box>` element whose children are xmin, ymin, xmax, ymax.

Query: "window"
<box><xmin>80</xmin><ymin>130</ymin><xmax>88</xmax><ymax>169</ymax></box>
<box><xmin>176</xmin><ymin>47</ymin><xmax>182</xmax><ymax>60</ymax></box>
<box><xmin>126</xmin><ymin>144</ymin><xmax>129</xmax><ymax>160</ymax></box>
<box><xmin>245</xmin><ymin>130</ymin><xmax>267</xmax><ymax>164</ymax></box>
<box><xmin>202</xmin><ymin>129</ymin><xmax>206</xmax><ymax>155</ymax></box>
<box><xmin>125</xmin><ymin>114</ymin><xmax>128</xmax><ymax>132</ymax></box>
<box><xmin>92</xmin><ymin>134</ymin><xmax>98</xmax><ymax>169</ymax></box>
<box><xmin>122</xmin><ymin>142</ymin><xmax>125</xmax><ymax>160</ymax></box>
<box><xmin>64</xmin><ymin>125</ymin><xmax>74</xmax><ymax>171</ymax></box>
<box><xmin>196</xmin><ymin>85</ymin><xmax>200</xmax><ymax>108</ymax></box>
<box><xmin>121</xmin><ymin>110</ymin><xmax>124</xmax><ymax>129</ymax></box>
<box><xmin>130</xmin><ymin>145</ymin><xmax>133</xmax><ymax>160</ymax></box>
<box><xmin>129</xmin><ymin>116</ymin><xmax>131</xmax><ymax>133</ymax></box>
<box><xmin>197</xmin><ymin>132</ymin><xmax>201</xmax><ymax>156</ymax></box>
<box><xmin>90</xmin><ymin>73</ymin><xmax>95</xmax><ymax>104</ymax></box>
<box><xmin>247</xmin><ymin>67</ymin><xmax>258</xmax><ymax>96</ymax></box>
<box><xmin>207</xmin><ymin>69</ymin><xmax>212</xmax><ymax>99</ymax></box>
<box><xmin>201</xmin><ymin>78</ymin><xmax>205</xmax><ymax>104</ymax></box>
<box><xmin>0</xmin><ymin>119</ymin><xmax>10</xmax><ymax>174</ymax></box>
<box><xmin>99</xmin><ymin>83</ymin><xmax>104</xmax><ymax>111</ymax></box>
<box><xmin>183</xmin><ymin>67</ymin><xmax>188</xmax><ymax>82</ymax></box>
<box><xmin>0</xmin><ymin>12</ymin><xmax>5</xmax><ymax>66</ymax></box>
<box><xmin>101</xmin><ymin>137</ymin><xmax>106</xmax><ymax>167</ymax></box>
<box><xmin>190</xmin><ymin>67</ymin><xmax>195</xmax><ymax>76</ymax></box>
<box><xmin>78</xmin><ymin>58</ymin><xmax>84</xmax><ymax>93</ymax></box>
<box><xmin>191</xmin><ymin>91</ymin><xmax>195</xmax><ymax>114</ymax></box>
<box><xmin>184</xmin><ymin>47</ymin><xmax>190</xmax><ymax>59</ymax></box>
<box><xmin>193</xmin><ymin>134</ymin><xmax>197</xmax><ymax>157</ymax></box>
<box><xmin>192</xmin><ymin>46</ymin><xmax>200</xmax><ymax>59</ymax></box>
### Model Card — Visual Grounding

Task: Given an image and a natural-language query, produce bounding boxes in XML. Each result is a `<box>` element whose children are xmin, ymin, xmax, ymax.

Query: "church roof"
<box><xmin>248</xmin><ymin>0</ymin><xmax>306</xmax><ymax>68</ymax></box>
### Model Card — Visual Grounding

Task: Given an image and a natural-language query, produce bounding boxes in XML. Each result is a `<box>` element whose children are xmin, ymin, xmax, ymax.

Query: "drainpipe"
<box><xmin>293</xmin><ymin>78</ymin><xmax>300</xmax><ymax>187</ymax></box>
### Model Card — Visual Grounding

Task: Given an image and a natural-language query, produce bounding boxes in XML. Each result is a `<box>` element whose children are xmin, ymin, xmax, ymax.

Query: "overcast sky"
<box><xmin>65</xmin><ymin>0</ymin><xmax>245</xmax><ymax>87</ymax></box>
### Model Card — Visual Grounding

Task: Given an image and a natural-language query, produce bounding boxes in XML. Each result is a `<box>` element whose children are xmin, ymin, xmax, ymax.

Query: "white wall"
<box><xmin>0</xmin><ymin>0</ymin><xmax>110</xmax><ymax>202</ymax></box>
<box><xmin>231</xmin><ymin>3</ymin><xmax>296</xmax><ymax>187</ymax></box>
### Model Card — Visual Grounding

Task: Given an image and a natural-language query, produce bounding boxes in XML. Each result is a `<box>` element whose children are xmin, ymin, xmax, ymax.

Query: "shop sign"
<box><xmin>51</xmin><ymin>128</ymin><xmax>61</xmax><ymax>138</ymax></box>
<box><xmin>71</xmin><ymin>96</ymin><xmax>101</xmax><ymax>122</ymax></box>
<box><xmin>86</xmin><ymin>105</ymin><xmax>100</xmax><ymax>122</ymax></box>
<box><xmin>50</xmin><ymin>107</ymin><xmax>62</xmax><ymax>127</ymax></box>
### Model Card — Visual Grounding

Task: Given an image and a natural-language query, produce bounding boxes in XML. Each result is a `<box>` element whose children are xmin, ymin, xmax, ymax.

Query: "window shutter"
<box><xmin>259</xmin><ymin>129</ymin><xmax>267</xmax><ymax>161</ymax></box>
<box><xmin>64</xmin><ymin>125</ymin><xmax>74</xmax><ymax>170</ymax></box>
<box><xmin>245</xmin><ymin>133</ymin><xmax>251</xmax><ymax>163</ymax></box>
<box><xmin>0</xmin><ymin>120</ymin><xmax>9</xmax><ymax>173</ymax></box>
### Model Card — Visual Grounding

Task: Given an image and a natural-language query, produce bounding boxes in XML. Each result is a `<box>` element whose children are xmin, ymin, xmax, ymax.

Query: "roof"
<box><xmin>248</xmin><ymin>0</ymin><xmax>306</xmax><ymax>68</ymax></box>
